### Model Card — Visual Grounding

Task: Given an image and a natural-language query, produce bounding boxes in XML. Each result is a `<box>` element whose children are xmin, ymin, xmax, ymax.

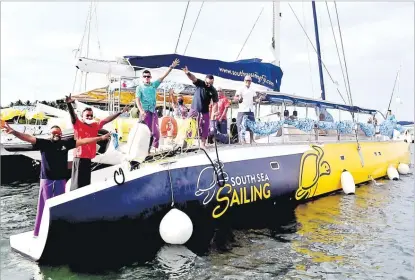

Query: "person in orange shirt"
<box><xmin>65</xmin><ymin>94</ymin><xmax>129</xmax><ymax>191</ymax></box>
<box><xmin>209</xmin><ymin>87</ymin><xmax>230</xmax><ymax>144</ymax></box>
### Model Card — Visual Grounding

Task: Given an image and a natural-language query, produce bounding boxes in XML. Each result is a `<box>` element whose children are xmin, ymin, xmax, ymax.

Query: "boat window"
<box><xmin>270</xmin><ymin>161</ymin><xmax>280</xmax><ymax>170</ymax></box>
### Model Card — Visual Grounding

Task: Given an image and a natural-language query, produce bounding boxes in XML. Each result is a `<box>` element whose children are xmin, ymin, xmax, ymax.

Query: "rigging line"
<box><xmin>302</xmin><ymin>1</ymin><xmax>316</xmax><ymax>99</ymax></box>
<box><xmin>183</xmin><ymin>2</ymin><xmax>204</xmax><ymax>55</ymax></box>
<box><xmin>174</xmin><ymin>1</ymin><xmax>190</xmax><ymax>54</ymax></box>
<box><xmin>334</xmin><ymin>1</ymin><xmax>353</xmax><ymax>106</ymax></box>
<box><xmin>76</xmin><ymin>2</ymin><xmax>93</xmax><ymax>58</ymax></box>
<box><xmin>94</xmin><ymin>2</ymin><xmax>103</xmax><ymax>58</ymax></box>
<box><xmin>288</xmin><ymin>3</ymin><xmax>347</xmax><ymax>104</ymax></box>
<box><xmin>325</xmin><ymin>1</ymin><xmax>350</xmax><ymax>105</ymax></box>
<box><xmin>85</xmin><ymin>1</ymin><xmax>93</xmax><ymax>91</ymax></box>
<box><xmin>236</xmin><ymin>6</ymin><xmax>264</xmax><ymax>60</ymax></box>
<box><xmin>387</xmin><ymin>66</ymin><xmax>401</xmax><ymax>112</ymax></box>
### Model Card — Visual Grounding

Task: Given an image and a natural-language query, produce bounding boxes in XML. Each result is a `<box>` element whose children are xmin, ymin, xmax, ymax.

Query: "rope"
<box><xmin>94</xmin><ymin>2</ymin><xmax>103</xmax><ymax>58</ymax></box>
<box><xmin>334</xmin><ymin>2</ymin><xmax>353</xmax><ymax>107</ymax></box>
<box><xmin>325</xmin><ymin>2</ymin><xmax>350</xmax><ymax>105</ymax></box>
<box><xmin>236</xmin><ymin>7</ymin><xmax>264</xmax><ymax>60</ymax></box>
<box><xmin>174</xmin><ymin>1</ymin><xmax>190</xmax><ymax>54</ymax></box>
<box><xmin>302</xmin><ymin>2</ymin><xmax>316</xmax><ymax>99</ymax></box>
<box><xmin>183</xmin><ymin>2</ymin><xmax>204</xmax><ymax>55</ymax></box>
<box><xmin>167</xmin><ymin>164</ymin><xmax>175</xmax><ymax>207</ymax></box>
<box><xmin>287</xmin><ymin>3</ymin><xmax>348</xmax><ymax>105</ymax></box>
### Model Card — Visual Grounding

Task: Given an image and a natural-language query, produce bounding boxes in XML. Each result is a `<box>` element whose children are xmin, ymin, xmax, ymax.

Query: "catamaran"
<box><xmin>9</xmin><ymin>1</ymin><xmax>411</xmax><ymax>263</ymax></box>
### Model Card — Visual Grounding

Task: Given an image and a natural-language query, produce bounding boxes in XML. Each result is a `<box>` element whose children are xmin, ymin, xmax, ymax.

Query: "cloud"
<box><xmin>1</xmin><ymin>2</ymin><xmax>413</xmax><ymax>120</ymax></box>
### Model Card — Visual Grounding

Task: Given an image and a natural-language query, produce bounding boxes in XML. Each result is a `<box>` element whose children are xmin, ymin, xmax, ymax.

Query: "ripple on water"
<box><xmin>1</xmin><ymin>157</ymin><xmax>414</xmax><ymax>279</ymax></box>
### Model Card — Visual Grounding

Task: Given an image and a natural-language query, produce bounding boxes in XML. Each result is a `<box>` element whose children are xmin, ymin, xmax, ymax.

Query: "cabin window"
<box><xmin>270</xmin><ymin>162</ymin><xmax>280</xmax><ymax>170</ymax></box>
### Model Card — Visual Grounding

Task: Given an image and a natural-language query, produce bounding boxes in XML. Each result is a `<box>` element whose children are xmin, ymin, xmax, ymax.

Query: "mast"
<box><xmin>311</xmin><ymin>1</ymin><xmax>326</xmax><ymax>100</ymax></box>
<box><xmin>272</xmin><ymin>1</ymin><xmax>281</xmax><ymax>66</ymax></box>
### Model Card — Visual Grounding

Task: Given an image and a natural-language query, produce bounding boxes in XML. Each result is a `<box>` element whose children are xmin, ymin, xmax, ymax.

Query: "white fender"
<box><xmin>397</xmin><ymin>163</ymin><xmax>410</xmax><ymax>175</ymax></box>
<box><xmin>341</xmin><ymin>170</ymin><xmax>355</xmax><ymax>195</ymax></box>
<box><xmin>387</xmin><ymin>165</ymin><xmax>399</xmax><ymax>181</ymax></box>
<box><xmin>122</xmin><ymin>122</ymin><xmax>151</xmax><ymax>163</ymax></box>
<box><xmin>159</xmin><ymin>208</ymin><xmax>193</xmax><ymax>245</ymax></box>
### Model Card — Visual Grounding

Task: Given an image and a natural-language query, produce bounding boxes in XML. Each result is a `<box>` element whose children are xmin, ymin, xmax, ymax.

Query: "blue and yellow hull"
<box><xmin>11</xmin><ymin>141</ymin><xmax>411</xmax><ymax>264</ymax></box>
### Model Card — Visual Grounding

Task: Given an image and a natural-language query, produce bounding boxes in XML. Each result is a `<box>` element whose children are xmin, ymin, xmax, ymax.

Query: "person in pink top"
<box><xmin>65</xmin><ymin>94</ymin><xmax>129</xmax><ymax>190</ymax></box>
<box><xmin>208</xmin><ymin>87</ymin><xmax>231</xmax><ymax>144</ymax></box>
<box><xmin>209</xmin><ymin>87</ymin><xmax>230</xmax><ymax>134</ymax></box>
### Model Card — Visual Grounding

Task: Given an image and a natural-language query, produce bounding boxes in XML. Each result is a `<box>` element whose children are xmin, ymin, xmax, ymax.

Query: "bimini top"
<box><xmin>124</xmin><ymin>54</ymin><xmax>284</xmax><ymax>92</ymax></box>
<box><xmin>262</xmin><ymin>92</ymin><xmax>378</xmax><ymax>115</ymax></box>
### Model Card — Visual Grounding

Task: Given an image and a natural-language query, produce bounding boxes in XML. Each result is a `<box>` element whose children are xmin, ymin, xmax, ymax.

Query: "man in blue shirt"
<box><xmin>2</xmin><ymin>123</ymin><xmax>109</xmax><ymax>237</ymax></box>
<box><xmin>136</xmin><ymin>58</ymin><xmax>180</xmax><ymax>150</ymax></box>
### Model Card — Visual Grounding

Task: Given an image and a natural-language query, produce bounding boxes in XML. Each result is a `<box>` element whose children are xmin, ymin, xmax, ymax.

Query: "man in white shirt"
<box><xmin>234</xmin><ymin>75</ymin><xmax>256</xmax><ymax>144</ymax></box>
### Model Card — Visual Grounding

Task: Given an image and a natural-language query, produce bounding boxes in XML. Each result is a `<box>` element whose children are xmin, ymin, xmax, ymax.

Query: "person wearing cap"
<box><xmin>234</xmin><ymin>75</ymin><xmax>256</xmax><ymax>144</ymax></box>
<box><xmin>168</xmin><ymin>88</ymin><xmax>188</xmax><ymax>119</ymax></box>
<box><xmin>182</xmin><ymin>66</ymin><xmax>219</xmax><ymax>149</ymax></box>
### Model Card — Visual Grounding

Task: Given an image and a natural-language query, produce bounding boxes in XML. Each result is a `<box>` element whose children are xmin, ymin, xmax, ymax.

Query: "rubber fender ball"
<box><xmin>341</xmin><ymin>170</ymin><xmax>355</xmax><ymax>195</ymax></box>
<box><xmin>159</xmin><ymin>208</ymin><xmax>193</xmax><ymax>245</ymax></box>
<box><xmin>387</xmin><ymin>165</ymin><xmax>399</xmax><ymax>181</ymax></box>
<box><xmin>397</xmin><ymin>163</ymin><xmax>409</xmax><ymax>175</ymax></box>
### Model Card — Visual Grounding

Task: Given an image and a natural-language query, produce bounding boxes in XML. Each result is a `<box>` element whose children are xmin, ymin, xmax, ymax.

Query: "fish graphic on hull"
<box><xmin>195</xmin><ymin>160</ymin><xmax>229</xmax><ymax>205</ymax></box>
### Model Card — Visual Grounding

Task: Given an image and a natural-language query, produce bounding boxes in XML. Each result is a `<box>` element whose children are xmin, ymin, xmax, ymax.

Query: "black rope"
<box><xmin>199</xmin><ymin>140</ymin><xmax>225</xmax><ymax>188</ymax></box>
<box><xmin>325</xmin><ymin>2</ymin><xmax>350</xmax><ymax>105</ymax></box>
<box><xmin>288</xmin><ymin>3</ymin><xmax>348</xmax><ymax>105</ymax></box>
<box><xmin>183</xmin><ymin>2</ymin><xmax>204</xmax><ymax>55</ymax></box>
<box><xmin>174</xmin><ymin>1</ymin><xmax>190</xmax><ymax>54</ymax></box>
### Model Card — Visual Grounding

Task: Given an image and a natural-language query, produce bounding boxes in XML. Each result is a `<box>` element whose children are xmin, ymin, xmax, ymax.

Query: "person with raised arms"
<box><xmin>2</xmin><ymin>122</ymin><xmax>110</xmax><ymax>237</ymax></box>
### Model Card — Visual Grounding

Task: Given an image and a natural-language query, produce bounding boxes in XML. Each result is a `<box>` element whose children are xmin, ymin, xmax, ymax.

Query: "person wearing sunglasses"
<box><xmin>2</xmin><ymin>122</ymin><xmax>110</xmax><ymax>237</ymax></box>
<box><xmin>234</xmin><ymin>75</ymin><xmax>256</xmax><ymax>144</ymax></box>
<box><xmin>136</xmin><ymin>58</ymin><xmax>180</xmax><ymax>151</ymax></box>
<box><xmin>182</xmin><ymin>66</ymin><xmax>219</xmax><ymax>149</ymax></box>
<box><xmin>65</xmin><ymin>94</ymin><xmax>129</xmax><ymax>191</ymax></box>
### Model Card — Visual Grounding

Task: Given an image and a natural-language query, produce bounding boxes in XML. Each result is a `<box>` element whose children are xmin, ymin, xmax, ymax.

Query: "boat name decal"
<box><xmin>195</xmin><ymin>161</ymin><xmax>272</xmax><ymax>219</ymax></box>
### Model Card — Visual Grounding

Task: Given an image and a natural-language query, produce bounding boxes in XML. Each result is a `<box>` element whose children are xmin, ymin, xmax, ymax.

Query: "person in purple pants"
<box><xmin>182</xmin><ymin>66</ymin><xmax>219</xmax><ymax>149</ymax></box>
<box><xmin>135</xmin><ymin>58</ymin><xmax>180</xmax><ymax>151</ymax></box>
<box><xmin>2</xmin><ymin>123</ymin><xmax>109</xmax><ymax>237</ymax></box>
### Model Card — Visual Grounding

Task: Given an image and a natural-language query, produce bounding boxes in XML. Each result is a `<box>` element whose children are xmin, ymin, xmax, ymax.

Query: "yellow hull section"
<box><xmin>295</xmin><ymin>141</ymin><xmax>411</xmax><ymax>200</ymax></box>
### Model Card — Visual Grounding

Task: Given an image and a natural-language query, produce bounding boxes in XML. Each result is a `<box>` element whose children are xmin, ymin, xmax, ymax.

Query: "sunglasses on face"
<box><xmin>85</xmin><ymin>114</ymin><xmax>93</xmax><ymax>118</ymax></box>
<box><xmin>143</xmin><ymin>76</ymin><xmax>151</xmax><ymax>78</ymax></box>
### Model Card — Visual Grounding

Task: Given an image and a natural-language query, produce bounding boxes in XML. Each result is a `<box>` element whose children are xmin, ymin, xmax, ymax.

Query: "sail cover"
<box><xmin>124</xmin><ymin>54</ymin><xmax>284</xmax><ymax>92</ymax></box>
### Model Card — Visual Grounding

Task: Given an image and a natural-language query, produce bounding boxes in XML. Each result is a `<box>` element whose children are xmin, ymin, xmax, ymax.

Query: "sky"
<box><xmin>1</xmin><ymin>1</ymin><xmax>414</xmax><ymax>120</ymax></box>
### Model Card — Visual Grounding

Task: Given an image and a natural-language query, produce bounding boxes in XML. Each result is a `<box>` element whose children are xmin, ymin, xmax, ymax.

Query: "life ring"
<box><xmin>160</xmin><ymin>116</ymin><xmax>178</xmax><ymax>138</ymax></box>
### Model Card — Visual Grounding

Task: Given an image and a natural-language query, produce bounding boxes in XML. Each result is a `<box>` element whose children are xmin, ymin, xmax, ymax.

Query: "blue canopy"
<box><xmin>263</xmin><ymin>93</ymin><xmax>378</xmax><ymax>114</ymax></box>
<box><xmin>397</xmin><ymin>121</ymin><xmax>414</xmax><ymax>126</ymax></box>
<box><xmin>124</xmin><ymin>54</ymin><xmax>283</xmax><ymax>91</ymax></box>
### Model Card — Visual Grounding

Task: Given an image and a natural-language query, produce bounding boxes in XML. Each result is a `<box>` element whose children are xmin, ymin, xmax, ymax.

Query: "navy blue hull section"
<box><xmin>50</xmin><ymin>153</ymin><xmax>303</xmax><ymax>223</ymax></box>
<box><xmin>41</xmin><ymin>153</ymin><xmax>303</xmax><ymax>266</ymax></box>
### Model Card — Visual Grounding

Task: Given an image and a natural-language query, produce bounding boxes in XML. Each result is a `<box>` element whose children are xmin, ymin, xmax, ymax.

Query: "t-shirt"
<box><xmin>135</xmin><ymin>80</ymin><xmax>161</xmax><ymax>113</ymax></box>
<box><xmin>73</xmin><ymin>119</ymin><xmax>105</xmax><ymax>159</ymax></box>
<box><xmin>33</xmin><ymin>138</ymin><xmax>76</xmax><ymax>180</ymax></box>
<box><xmin>236</xmin><ymin>86</ymin><xmax>256</xmax><ymax>113</ymax></box>
<box><xmin>191</xmin><ymin>79</ymin><xmax>219</xmax><ymax>113</ymax></box>
<box><xmin>174</xmin><ymin>105</ymin><xmax>188</xmax><ymax>119</ymax></box>
<box><xmin>209</xmin><ymin>95</ymin><xmax>230</xmax><ymax>120</ymax></box>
